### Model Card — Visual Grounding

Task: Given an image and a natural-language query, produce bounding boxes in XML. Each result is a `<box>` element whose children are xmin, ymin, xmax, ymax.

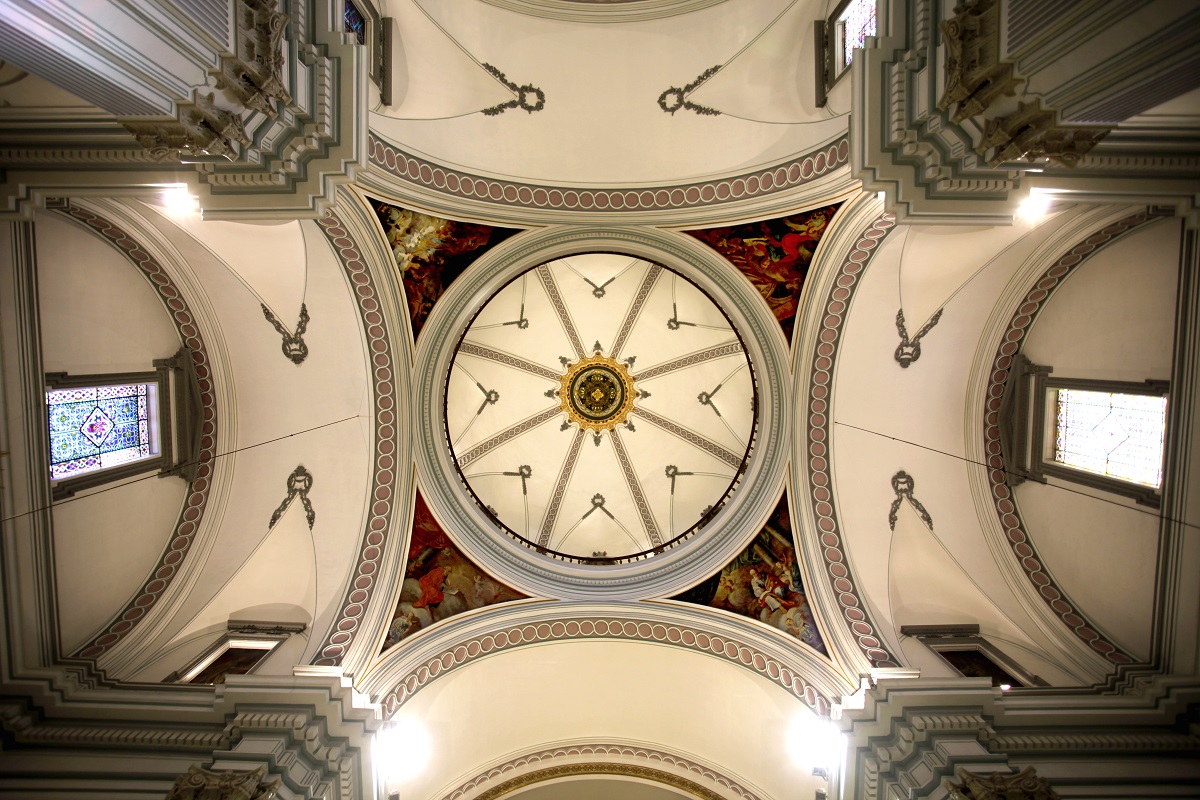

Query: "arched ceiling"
<box><xmin>372</xmin><ymin>0</ymin><xmax>844</xmax><ymax>186</ymax></box>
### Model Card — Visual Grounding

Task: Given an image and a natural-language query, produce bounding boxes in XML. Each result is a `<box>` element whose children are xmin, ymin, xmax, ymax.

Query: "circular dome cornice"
<box><xmin>414</xmin><ymin>226</ymin><xmax>790</xmax><ymax>600</ymax></box>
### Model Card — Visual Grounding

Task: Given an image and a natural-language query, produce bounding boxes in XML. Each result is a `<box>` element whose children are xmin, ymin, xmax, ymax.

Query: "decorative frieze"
<box><xmin>945</xmin><ymin>766</ymin><xmax>1059</xmax><ymax>800</ymax></box>
<box><xmin>123</xmin><ymin>92</ymin><xmax>250</xmax><ymax>162</ymax></box>
<box><xmin>977</xmin><ymin>99</ymin><xmax>1110</xmax><ymax>168</ymax></box>
<box><xmin>166</xmin><ymin>766</ymin><xmax>280</xmax><ymax>800</ymax></box>
<box><xmin>213</xmin><ymin>0</ymin><xmax>292</xmax><ymax>115</ymax></box>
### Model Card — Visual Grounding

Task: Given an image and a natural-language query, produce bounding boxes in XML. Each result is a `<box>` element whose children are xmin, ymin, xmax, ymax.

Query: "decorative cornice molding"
<box><xmin>852</xmin><ymin>0</ymin><xmax>1200</xmax><ymax>224</ymax></box>
<box><xmin>52</xmin><ymin>204</ymin><xmax>219</xmax><ymax>661</ymax></box>
<box><xmin>979</xmin><ymin>210</ymin><xmax>1155</xmax><ymax>666</ymax></box>
<box><xmin>441</xmin><ymin>741</ymin><xmax>764</xmax><ymax>800</ymax></box>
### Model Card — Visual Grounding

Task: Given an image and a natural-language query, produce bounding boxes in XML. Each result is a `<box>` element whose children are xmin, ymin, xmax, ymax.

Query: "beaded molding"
<box><xmin>368</xmin><ymin>134</ymin><xmax>848</xmax><ymax>212</ymax></box>
<box><xmin>803</xmin><ymin>213</ymin><xmax>902</xmax><ymax>668</ymax></box>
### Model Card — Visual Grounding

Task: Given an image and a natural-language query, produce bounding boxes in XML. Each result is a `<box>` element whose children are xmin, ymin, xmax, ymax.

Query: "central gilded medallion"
<box><xmin>559</xmin><ymin>351</ymin><xmax>636</xmax><ymax>433</ymax></box>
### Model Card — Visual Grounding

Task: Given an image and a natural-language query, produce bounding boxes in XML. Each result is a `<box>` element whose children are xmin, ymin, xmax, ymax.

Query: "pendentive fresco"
<box><xmin>686</xmin><ymin>204</ymin><xmax>841</xmax><ymax>344</ymax></box>
<box><xmin>371</xmin><ymin>199</ymin><xmax>519</xmax><ymax>340</ymax></box>
<box><xmin>674</xmin><ymin>493</ymin><xmax>827</xmax><ymax>656</ymax></box>
<box><xmin>380</xmin><ymin>492</ymin><xmax>526</xmax><ymax>654</ymax></box>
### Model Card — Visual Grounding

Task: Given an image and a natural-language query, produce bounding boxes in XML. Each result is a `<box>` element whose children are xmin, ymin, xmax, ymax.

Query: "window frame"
<box><xmin>901</xmin><ymin>624</ymin><xmax>1047</xmax><ymax>688</ymax></box>
<box><xmin>341</xmin><ymin>0</ymin><xmax>391</xmax><ymax>105</ymax></box>
<box><xmin>163</xmin><ymin>621</ymin><xmax>305</xmax><ymax>684</ymax></box>
<box><xmin>45</xmin><ymin>348</ymin><xmax>202</xmax><ymax>500</ymax></box>
<box><xmin>815</xmin><ymin>0</ymin><xmax>878</xmax><ymax>108</ymax></box>
<box><xmin>1000</xmin><ymin>355</ymin><xmax>1169</xmax><ymax>507</ymax></box>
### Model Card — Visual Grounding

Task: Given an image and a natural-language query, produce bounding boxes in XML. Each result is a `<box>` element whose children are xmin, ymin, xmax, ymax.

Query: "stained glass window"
<box><xmin>47</xmin><ymin>383</ymin><xmax>158</xmax><ymax>480</ymax></box>
<box><xmin>1054</xmin><ymin>389</ymin><xmax>1167</xmax><ymax>488</ymax></box>
<box><xmin>344</xmin><ymin>0</ymin><xmax>366</xmax><ymax>45</ymax></box>
<box><xmin>838</xmin><ymin>0</ymin><xmax>877</xmax><ymax>71</ymax></box>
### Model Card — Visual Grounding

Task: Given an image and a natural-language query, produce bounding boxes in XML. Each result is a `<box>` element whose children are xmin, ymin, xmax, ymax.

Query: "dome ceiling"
<box><xmin>446</xmin><ymin>253</ymin><xmax>755</xmax><ymax>561</ymax></box>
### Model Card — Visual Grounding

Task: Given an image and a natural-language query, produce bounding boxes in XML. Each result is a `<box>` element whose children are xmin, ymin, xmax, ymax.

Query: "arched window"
<box><xmin>1001</xmin><ymin>355</ymin><xmax>1169</xmax><ymax>507</ymax></box>
<box><xmin>45</xmin><ymin>349</ymin><xmax>201</xmax><ymax>500</ymax></box>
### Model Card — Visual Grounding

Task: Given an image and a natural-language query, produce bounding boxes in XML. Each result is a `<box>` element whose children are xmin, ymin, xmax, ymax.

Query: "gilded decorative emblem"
<box><xmin>559</xmin><ymin>351</ymin><xmax>635</xmax><ymax>433</ymax></box>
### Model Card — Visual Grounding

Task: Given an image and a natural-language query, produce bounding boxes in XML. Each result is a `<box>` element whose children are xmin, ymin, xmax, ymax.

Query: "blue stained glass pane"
<box><xmin>47</xmin><ymin>383</ymin><xmax>156</xmax><ymax>480</ymax></box>
<box><xmin>1055</xmin><ymin>389</ymin><xmax>1167</xmax><ymax>488</ymax></box>
<box><xmin>344</xmin><ymin>1</ymin><xmax>366</xmax><ymax>45</ymax></box>
<box><xmin>839</xmin><ymin>0</ymin><xmax>877</xmax><ymax>69</ymax></box>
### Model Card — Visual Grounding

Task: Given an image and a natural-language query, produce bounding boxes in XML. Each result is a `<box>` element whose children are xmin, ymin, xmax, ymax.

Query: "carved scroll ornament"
<box><xmin>123</xmin><ymin>92</ymin><xmax>250</xmax><ymax>162</ymax></box>
<box><xmin>166</xmin><ymin>765</ymin><xmax>279</xmax><ymax>800</ymax></box>
<box><xmin>945</xmin><ymin>766</ymin><xmax>1060</xmax><ymax>800</ymax></box>
<box><xmin>977</xmin><ymin>99</ymin><xmax>1110</xmax><ymax>168</ymax></box>
<box><xmin>214</xmin><ymin>0</ymin><xmax>292</xmax><ymax>115</ymax></box>
<box><xmin>938</xmin><ymin>0</ymin><xmax>1021</xmax><ymax>124</ymax></box>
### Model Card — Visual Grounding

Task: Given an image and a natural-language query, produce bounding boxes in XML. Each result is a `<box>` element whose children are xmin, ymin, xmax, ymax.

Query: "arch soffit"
<box><xmin>441</xmin><ymin>742</ymin><xmax>761</xmax><ymax>800</ymax></box>
<box><xmin>47</xmin><ymin>199</ymin><xmax>231</xmax><ymax>668</ymax></box>
<box><xmin>359</xmin><ymin>600</ymin><xmax>854</xmax><ymax>719</ymax></box>
<box><xmin>307</xmin><ymin>190</ymin><xmax>415</xmax><ymax>673</ymax></box>
<box><xmin>360</xmin><ymin>134</ymin><xmax>854</xmax><ymax>229</ymax></box>
<box><xmin>971</xmin><ymin>207</ymin><xmax>1163</xmax><ymax>669</ymax></box>
<box><xmin>410</xmin><ymin>224</ymin><xmax>792</xmax><ymax>601</ymax></box>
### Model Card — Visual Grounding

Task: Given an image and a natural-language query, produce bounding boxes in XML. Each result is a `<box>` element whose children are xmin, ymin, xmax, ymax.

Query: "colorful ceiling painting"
<box><xmin>673</xmin><ymin>493</ymin><xmax>827</xmax><ymax>656</ymax></box>
<box><xmin>380</xmin><ymin>492</ymin><xmax>526</xmax><ymax>655</ymax></box>
<box><xmin>686</xmin><ymin>204</ymin><xmax>840</xmax><ymax>344</ymax></box>
<box><xmin>371</xmin><ymin>199</ymin><xmax>519</xmax><ymax>340</ymax></box>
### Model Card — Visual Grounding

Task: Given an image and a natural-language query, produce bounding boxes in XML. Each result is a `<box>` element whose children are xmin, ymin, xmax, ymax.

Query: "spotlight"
<box><xmin>1016</xmin><ymin>191</ymin><xmax>1051</xmax><ymax>222</ymax></box>
<box><xmin>788</xmin><ymin>712</ymin><xmax>843</xmax><ymax>777</ymax></box>
<box><xmin>162</xmin><ymin>186</ymin><xmax>198</xmax><ymax>217</ymax></box>
<box><xmin>376</xmin><ymin>716</ymin><xmax>431</xmax><ymax>786</ymax></box>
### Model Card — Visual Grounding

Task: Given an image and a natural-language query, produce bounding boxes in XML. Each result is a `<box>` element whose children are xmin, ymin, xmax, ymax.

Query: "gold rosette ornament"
<box><xmin>559</xmin><ymin>350</ymin><xmax>636</xmax><ymax>433</ymax></box>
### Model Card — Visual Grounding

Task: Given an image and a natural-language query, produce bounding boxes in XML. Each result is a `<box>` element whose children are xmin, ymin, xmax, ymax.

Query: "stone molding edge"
<box><xmin>439</xmin><ymin>740</ymin><xmax>764</xmax><ymax>800</ymax></box>
<box><xmin>851</xmin><ymin>0</ymin><xmax>1200</xmax><ymax>226</ymax></box>
<box><xmin>472</xmin><ymin>0</ymin><xmax>728</xmax><ymax>24</ymax></box>
<box><xmin>309</xmin><ymin>200</ymin><xmax>411</xmax><ymax>669</ymax></box>
<box><xmin>364</xmin><ymin>132</ymin><xmax>851</xmax><ymax>224</ymax></box>
<box><xmin>976</xmin><ymin>210</ymin><xmax>1157</xmax><ymax>666</ymax></box>
<box><xmin>791</xmin><ymin>195</ymin><xmax>902</xmax><ymax>670</ymax></box>
<box><xmin>360</xmin><ymin>601</ymin><xmax>852</xmax><ymax>720</ymax></box>
<box><xmin>52</xmin><ymin>203</ymin><xmax>221</xmax><ymax>662</ymax></box>
<box><xmin>411</xmin><ymin>225</ymin><xmax>791</xmax><ymax>600</ymax></box>
<box><xmin>839</xmin><ymin>677</ymin><xmax>1200</xmax><ymax>800</ymax></box>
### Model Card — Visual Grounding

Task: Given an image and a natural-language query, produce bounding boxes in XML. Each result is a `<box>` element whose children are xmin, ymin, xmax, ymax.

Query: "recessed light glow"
<box><xmin>1000</xmin><ymin>683</ymin><xmax>1012</xmax><ymax>691</ymax></box>
<box><xmin>1017</xmin><ymin>191</ymin><xmax>1051</xmax><ymax>222</ymax></box>
<box><xmin>376</xmin><ymin>717</ymin><xmax>431</xmax><ymax>786</ymax></box>
<box><xmin>162</xmin><ymin>186</ymin><xmax>198</xmax><ymax>217</ymax></box>
<box><xmin>787</xmin><ymin>712</ymin><xmax>843</xmax><ymax>775</ymax></box>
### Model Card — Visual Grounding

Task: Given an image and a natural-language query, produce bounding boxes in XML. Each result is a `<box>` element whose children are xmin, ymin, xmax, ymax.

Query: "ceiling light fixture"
<box><xmin>162</xmin><ymin>186</ymin><xmax>198</xmax><ymax>217</ymax></box>
<box><xmin>376</xmin><ymin>717</ymin><xmax>431</xmax><ymax>787</ymax></box>
<box><xmin>1016</xmin><ymin>190</ymin><xmax>1052</xmax><ymax>222</ymax></box>
<box><xmin>788</xmin><ymin>712</ymin><xmax>843</xmax><ymax>777</ymax></box>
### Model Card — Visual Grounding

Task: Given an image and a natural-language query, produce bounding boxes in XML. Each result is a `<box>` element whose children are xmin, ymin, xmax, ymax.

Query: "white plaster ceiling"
<box><xmin>373</xmin><ymin>0</ymin><xmax>845</xmax><ymax>184</ymax></box>
<box><xmin>446</xmin><ymin>253</ymin><xmax>754</xmax><ymax>560</ymax></box>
